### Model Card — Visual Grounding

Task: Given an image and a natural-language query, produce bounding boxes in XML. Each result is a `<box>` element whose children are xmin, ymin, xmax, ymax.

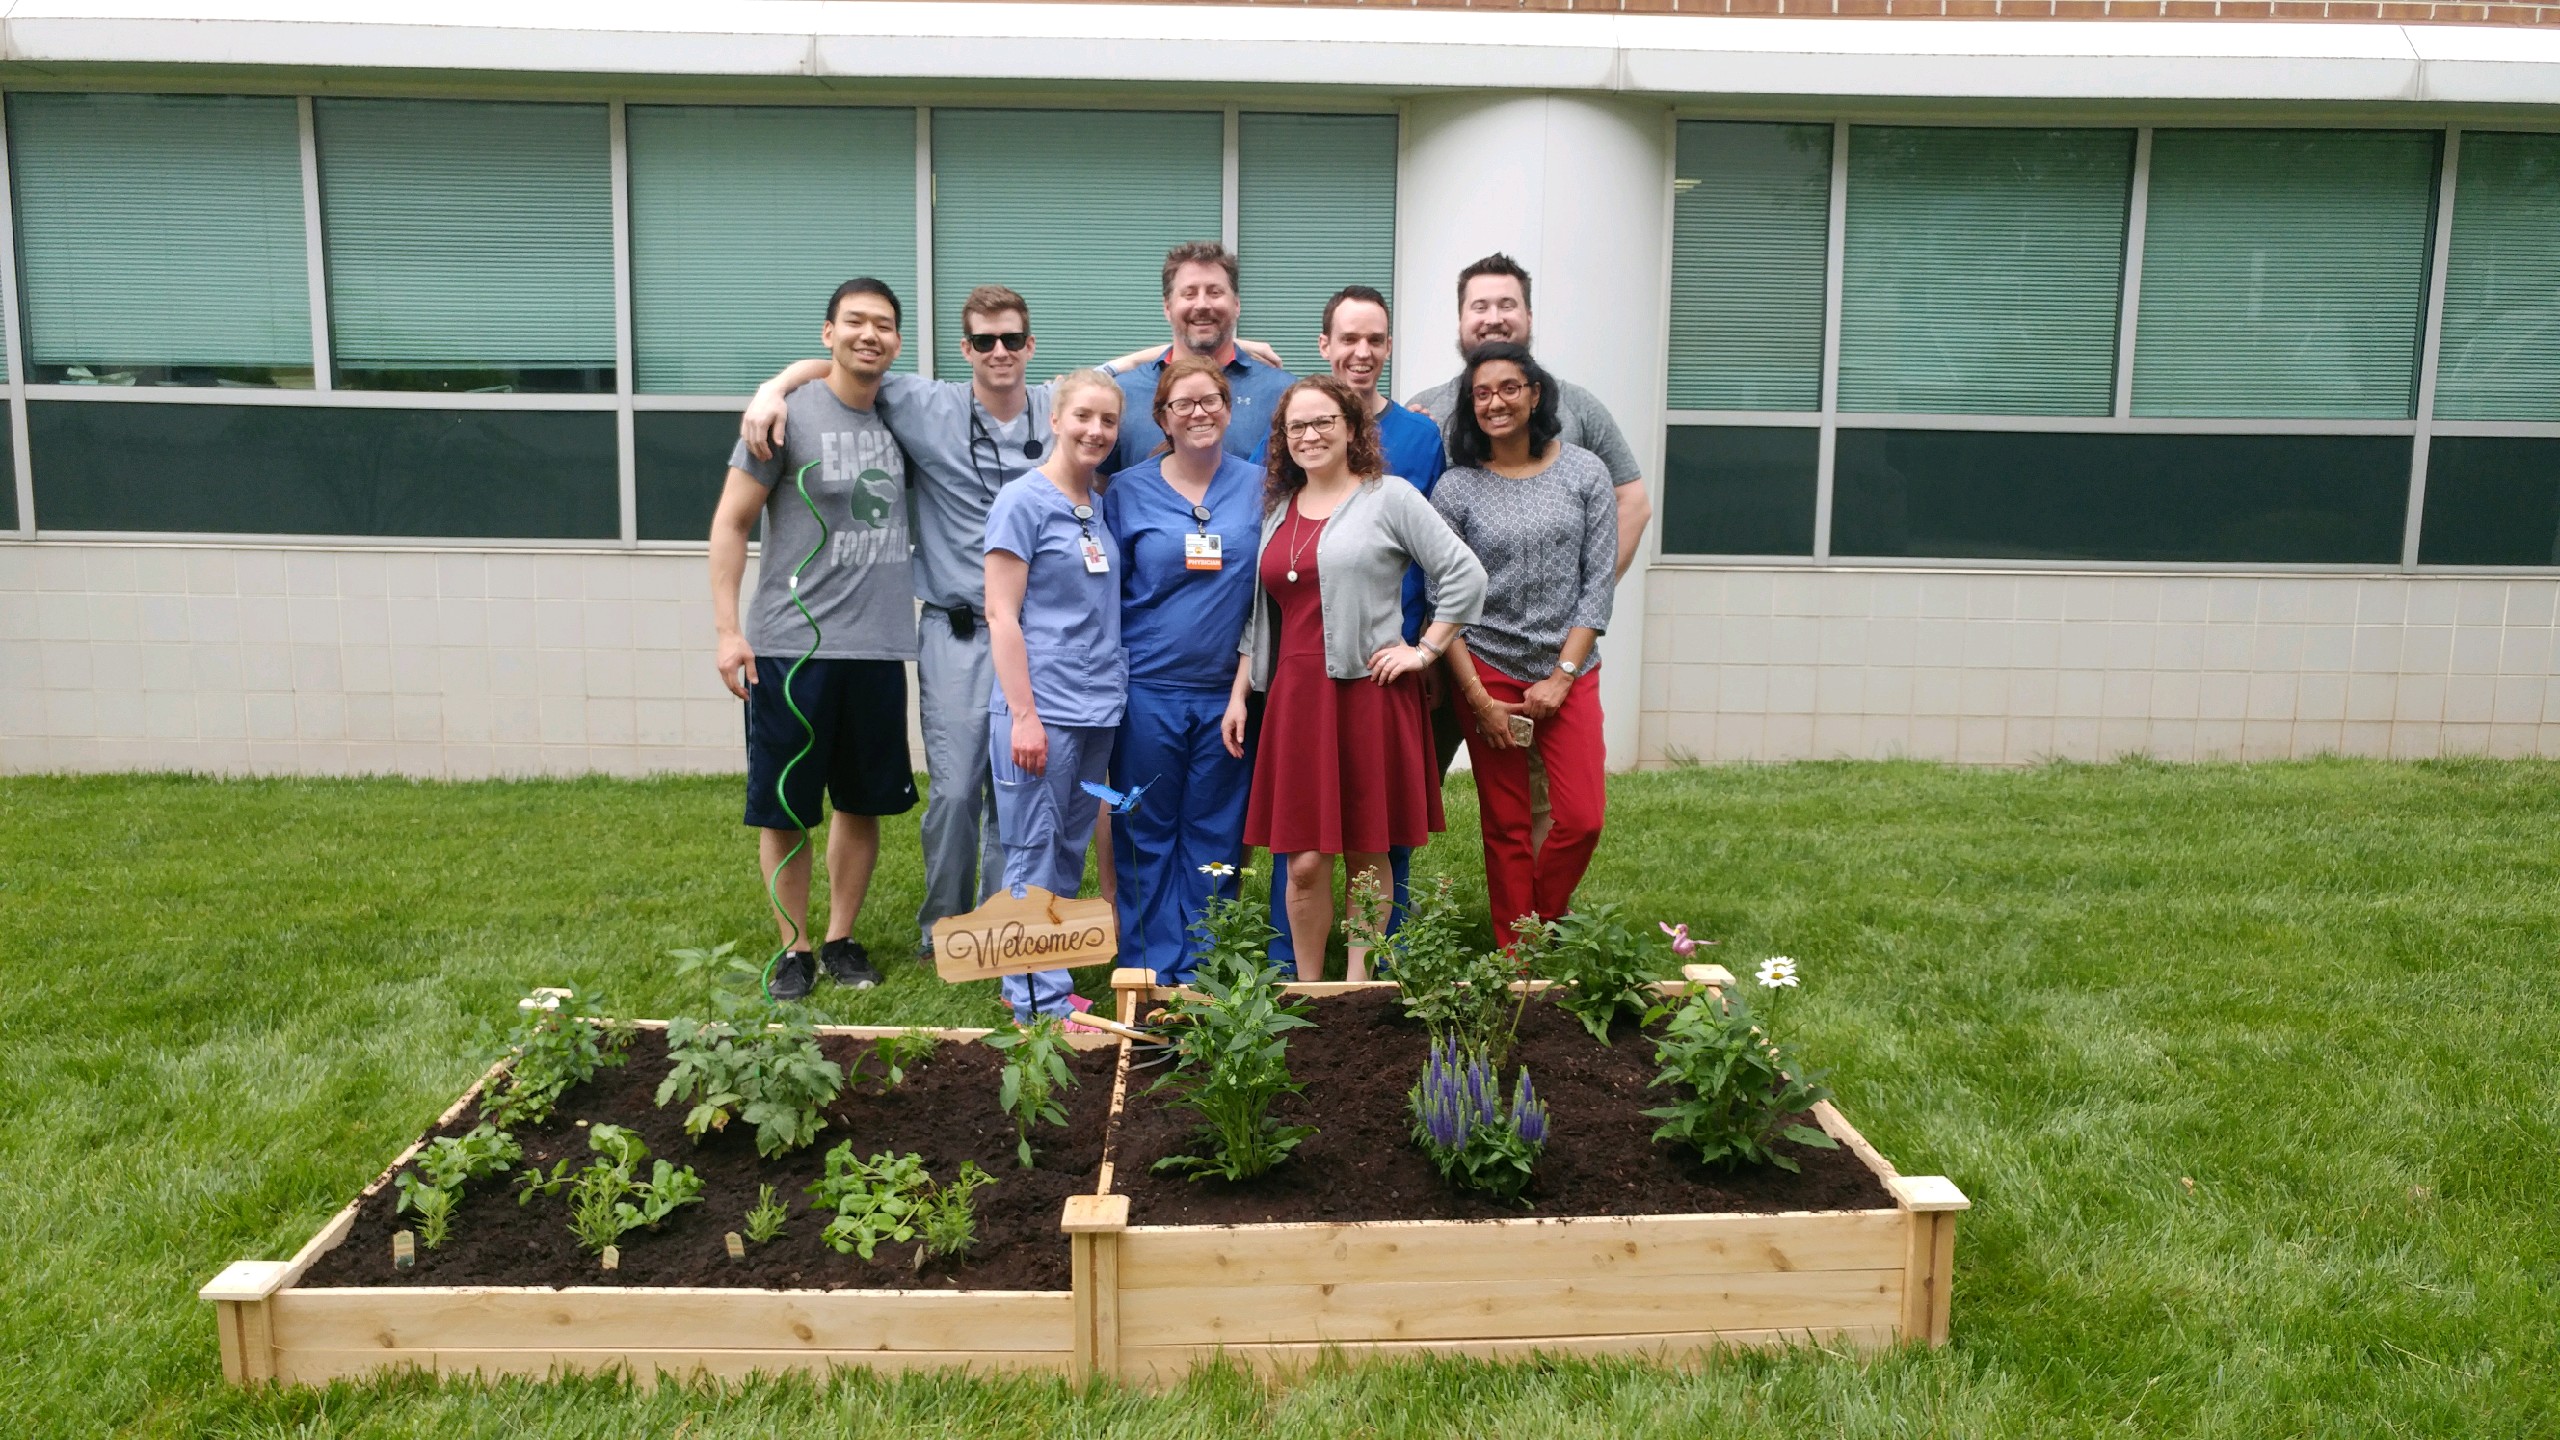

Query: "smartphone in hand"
<box><xmin>1507</xmin><ymin>713</ymin><xmax>1534</xmax><ymax>747</ymax></box>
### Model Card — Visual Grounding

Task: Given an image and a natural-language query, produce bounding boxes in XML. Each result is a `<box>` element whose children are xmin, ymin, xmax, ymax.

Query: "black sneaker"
<box><xmin>769</xmin><ymin>950</ymin><xmax>815</xmax><ymax>1001</ymax></box>
<box><xmin>822</xmin><ymin>937</ymin><xmax>881</xmax><ymax>990</ymax></box>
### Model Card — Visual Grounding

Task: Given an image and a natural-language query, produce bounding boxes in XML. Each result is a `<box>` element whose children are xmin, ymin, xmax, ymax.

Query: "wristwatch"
<box><xmin>1556</xmin><ymin>656</ymin><xmax>1586</xmax><ymax>677</ymax></box>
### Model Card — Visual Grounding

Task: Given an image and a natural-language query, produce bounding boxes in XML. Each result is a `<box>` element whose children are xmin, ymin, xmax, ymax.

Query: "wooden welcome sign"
<box><xmin>932</xmin><ymin>885</ymin><xmax>1118</xmax><ymax>983</ymax></box>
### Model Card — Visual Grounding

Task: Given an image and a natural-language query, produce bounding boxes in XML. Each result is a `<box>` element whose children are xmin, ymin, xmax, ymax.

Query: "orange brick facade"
<box><xmin>1098</xmin><ymin>0</ymin><xmax>2560</xmax><ymax>27</ymax></box>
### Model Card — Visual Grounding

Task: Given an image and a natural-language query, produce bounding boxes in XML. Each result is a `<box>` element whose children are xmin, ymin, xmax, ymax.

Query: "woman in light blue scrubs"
<box><xmin>1100</xmin><ymin>355</ymin><xmax>1265</xmax><ymax>984</ymax></box>
<box><xmin>984</xmin><ymin>368</ymin><xmax>1128</xmax><ymax>1022</ymax></box>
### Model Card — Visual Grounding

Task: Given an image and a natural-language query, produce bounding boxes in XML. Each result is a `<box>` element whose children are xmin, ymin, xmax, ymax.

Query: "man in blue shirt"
<box><xmin>1104</xmin><ymin>241</ymin><xmax>1297</xmax><ymax>473</ymax></box>
<box><xmin>1265</xmin><ymin>285</ymin><xmax>1446</xmax><ymax>960</ymax></box>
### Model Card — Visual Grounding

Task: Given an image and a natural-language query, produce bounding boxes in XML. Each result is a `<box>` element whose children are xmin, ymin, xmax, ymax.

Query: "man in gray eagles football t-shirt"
<box><xmin>710</xmin><ymin>280</ymin><xmax>919</xmax><ymax>1001</ymax></box>
<box><xmin>727</xmin><ymin>384</ymin><xmax>917</xmax><ymax>663</ymax></box>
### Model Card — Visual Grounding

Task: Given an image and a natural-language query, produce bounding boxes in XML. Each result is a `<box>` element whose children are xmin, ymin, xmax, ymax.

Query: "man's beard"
<box><xmin>1179</xmin><ymin>320</ymin><xmax>1235</xmax><ymax>356</ymax></box>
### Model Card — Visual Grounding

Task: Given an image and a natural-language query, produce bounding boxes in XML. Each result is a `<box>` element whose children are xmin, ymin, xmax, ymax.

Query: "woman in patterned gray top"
<box><xmin>1430</xmin><ymin>343</ymin><xmax>1617</xmax><ymax>947</ymax></box>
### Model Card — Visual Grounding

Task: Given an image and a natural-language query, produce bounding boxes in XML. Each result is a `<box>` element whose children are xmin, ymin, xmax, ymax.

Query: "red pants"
<box><xmin>1455</xmin><ymin>657</ymin><xmax>1606</xmax><ymax>948</ymax></box>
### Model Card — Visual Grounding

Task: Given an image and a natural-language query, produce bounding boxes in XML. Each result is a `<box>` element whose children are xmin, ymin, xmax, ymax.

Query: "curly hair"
<box><xmin>1147</xmin><ymin>355</ymin><xmax>1233</xmax><ymax>459</ymax></box>
<box><xmin>1263</xmin><ymin>375</ymin><xmax>1385</xmax><ymax>512</ymax></box>
<box><xmin>1443</xmin><ymin>343</ymin><xmax>1561</xmax><ymax>470</ymax></box>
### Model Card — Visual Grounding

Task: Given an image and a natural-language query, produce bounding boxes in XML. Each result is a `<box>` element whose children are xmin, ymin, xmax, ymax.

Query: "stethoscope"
<box><xmin>969</xmin><ymin>399</ymin><xmax>1047</xmax><ymax>494</ymax></box>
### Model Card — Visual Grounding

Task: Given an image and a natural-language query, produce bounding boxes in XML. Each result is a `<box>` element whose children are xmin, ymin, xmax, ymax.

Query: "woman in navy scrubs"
<box><xmin>1099</xmin><ymin>355</ymin><xmax>1264</xmax><ymax>983</ymax></box>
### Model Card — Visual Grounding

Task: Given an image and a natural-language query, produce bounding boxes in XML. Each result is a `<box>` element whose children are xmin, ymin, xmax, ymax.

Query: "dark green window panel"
<box><xmin>29</xmin><ymin>402</ymin><xmax>616</xmax><ymax>538</ymax></box>
<box><xmin>2420</xmin><ymin>437</ymin><xmax>2560</xmax><ymax>566</ymax></box>
<box><xmin>636</xmin><ymin>409</ymin><xmax>745</xmax><ymax>541</ymax></box>
<box><xmin>1661</xmin><ymin>425</ymin><xmax>1818</xmax><ymax>556</ymax></box>
<box><xmin>1831</xmin><ymin>428</ymin><xmax>2409</xmax><ymax>563</ymax></box>
<box><xmin>1</xmin><ymin>443</ymin><xmax>15</xmax><ymax>530</ymax></box>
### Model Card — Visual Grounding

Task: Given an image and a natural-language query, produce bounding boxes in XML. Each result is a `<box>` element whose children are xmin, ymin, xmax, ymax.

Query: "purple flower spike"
<box><xmin>1511</xmin><ymin>1067</ymin><xmax>1549</xmax><ymax>1147</ymax></box>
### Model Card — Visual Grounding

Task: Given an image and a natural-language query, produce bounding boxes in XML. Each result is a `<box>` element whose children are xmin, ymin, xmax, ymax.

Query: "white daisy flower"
<box><xmin>1756</xmin><ymin>956</ymin><xmax>1800</xmax><ymax>989</ymax></box>
<box><xmin>1198</xmin><ymin>862</ymin><xmax>1237</xmax><ymax>878</ymax></box>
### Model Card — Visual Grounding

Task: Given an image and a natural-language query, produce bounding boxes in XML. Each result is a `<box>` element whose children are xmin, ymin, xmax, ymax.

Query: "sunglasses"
<box><xmin>964</xmin><ymin>331</ymin><xmax>1030</xmax><ymax>354</ymax></box>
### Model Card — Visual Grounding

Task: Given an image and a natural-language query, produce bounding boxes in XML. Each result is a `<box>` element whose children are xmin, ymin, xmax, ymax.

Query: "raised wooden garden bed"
<box><xmin>1066</xmin><ymin>966</ymin><xmax>1968</xmax><ymax>1384</ymax></box>
<box><xmin>205</xmin><ymin>971</ymin><xmax>1968</xmax><ymax>1388</ymax></box>
<box><xmin>202</xmin><ymin>1022</ymin><xmax>1123</xmax><ymax>1387</ymax></box>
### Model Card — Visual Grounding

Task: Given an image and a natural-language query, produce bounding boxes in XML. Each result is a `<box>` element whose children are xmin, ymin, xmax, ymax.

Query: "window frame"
<box><xmin>0</xmin><ymin>83</ymin><xmax>1397</xmax><ymax>547</ymax></box>
<box><xmin>1661</xmin><ymin>112</ymin><xmax>2560</xmax><ymax>576</ymax></box>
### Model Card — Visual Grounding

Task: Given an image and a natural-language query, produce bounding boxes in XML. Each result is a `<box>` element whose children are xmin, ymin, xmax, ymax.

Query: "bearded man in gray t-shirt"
<box><xmin>710</xmin><ymin>278</ymin><xmax>921</xmax><ymax>1000</ymax></box>
<box><xmin>1407</xmin><ymin>253</ymin><xmax>1654</xmax><ymax>582</ymax></box>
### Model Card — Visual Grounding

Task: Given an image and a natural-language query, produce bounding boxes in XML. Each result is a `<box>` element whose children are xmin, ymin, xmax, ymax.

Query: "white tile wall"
<box><xmin>0</xmin><ymin>541</ymin><xmax>827</xmax><ymax>777</ymax></box>
<box><xmin>1638</xmin><ymin>567</ymin><xmax>2560</xmax><ymax>766</ymax></box>
<box><xmin>12</xmin><ymin>545</ymin><xmax>2559</xmax><ymax>776</ymax></box>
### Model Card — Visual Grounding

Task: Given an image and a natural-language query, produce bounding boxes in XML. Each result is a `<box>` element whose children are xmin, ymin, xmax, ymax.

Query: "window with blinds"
<box><xmin>1666</xmin><ymin>121</ymin><xmax>1831</xmax><ymax>412</ymax></box>
<box><xmin>1237</xmin><ymin>112</ymin><xmax>1397</xmax><ymax>390</ymax></box>
<box><xmin>932</xmin><ymin>109</ymin><xmax>1222</xmax><ymax>382</ymax></box>
<box><xmin>2433</xmin><ymin>132</ymin><xmax>2560</xmax><ymax>422</ymax></box>
<box><xmin>628</xmin><ymin>106</ymin><xmax>917</xmax><ymax>394</ymax></box>
<box><xmin>1839</xmin><ymin>126</ymin><xmax>2132</xmax><ymax>416</ymax></box>
<box><xmin>9</xmin><ymin>92</ymin><xmax>311</xmax><ymax>385</ymax></box>
<box><xmin>315</xmin><ymin>99</ymin><xmax>616</xmax><ymax>392</ymax></box>
<box><xmin>2132</xmin><ymin>129</ymin><xmax>2438</xmax><ymax>419</ymax></box>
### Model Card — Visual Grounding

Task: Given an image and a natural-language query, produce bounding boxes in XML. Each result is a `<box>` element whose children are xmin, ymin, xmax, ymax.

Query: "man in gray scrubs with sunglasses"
<box><xmin>742</xmin><ymin>284</ymin><xmax>1053</xmax><ymax>959</ymax></box>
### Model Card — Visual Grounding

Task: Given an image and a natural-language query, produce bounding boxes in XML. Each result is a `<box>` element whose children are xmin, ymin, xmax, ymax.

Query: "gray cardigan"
<box><xmin>1240</xmin><ymin>475</ymin><xmax>1488</xmax><ymax>689</ymax></box>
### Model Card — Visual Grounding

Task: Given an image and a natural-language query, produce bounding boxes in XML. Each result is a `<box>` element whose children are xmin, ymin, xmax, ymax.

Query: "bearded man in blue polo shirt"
<box><xmin>1102</xmin><ymin>241</ymin><xmax>1298</xmax><ymax>473</ymax></box>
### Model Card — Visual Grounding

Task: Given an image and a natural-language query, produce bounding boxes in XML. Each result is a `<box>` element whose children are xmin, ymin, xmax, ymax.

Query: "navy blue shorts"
<box><xmin>742</xmin><ymin>656</ymin><xmax>917</xmax><ymax>830</ymax></box>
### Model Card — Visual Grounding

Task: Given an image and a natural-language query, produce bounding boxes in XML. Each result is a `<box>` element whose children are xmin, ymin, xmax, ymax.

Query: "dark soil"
<box><xmin>301</xmin><ymin>1031</ymin><xmax>1118</xmax><ymax>1291</ymax></box>
<box><xmin>1109</xmin><ymin>988</ymin><xmax>1893</xmax><ymax>1225</ymax></box>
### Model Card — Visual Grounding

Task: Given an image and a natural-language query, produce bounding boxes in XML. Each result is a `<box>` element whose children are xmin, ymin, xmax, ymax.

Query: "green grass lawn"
<box><xmin>4</xmin><ymin>759</ymin><xmax>2556</xmax><ymax>1438</ymax></box>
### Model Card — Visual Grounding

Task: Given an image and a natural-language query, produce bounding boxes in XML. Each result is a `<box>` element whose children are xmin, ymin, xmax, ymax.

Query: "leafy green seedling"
<box><xmin>658</xmin><ymin>943</ymin><xmax>847</xmax><ymax>1157</ymax></box>
<box><xmin>514</xmin><ymin>1159</ymin><xmax>574</xmax><ymax>1206</ymax></box>
<box><xmin>919</xmin><ymin>1162</ymin><xmax>995</xmax><ymax>1262</ymax></box>
<box><xmin>1525</xmin><ymin>903</ymin><xmax>1660</xmax><ymax>1045</ymax></box>
<box><xmin>983</xmin><ymin>1017</ymin><xmax>1076</xmax><ymax>1169</ymax></box>
<box><xmin>391</xmin><ymin>1172</ymin><xmax>460</xmax><ymax>1250</ymax></box>
<box><xmin>1388</xmin><ymin>879</ymin><xmax>1529</xmax><ymax>1064</ymax></box>
<box><xmin>391</xmin><ymin>1124</ymin><xmax>521</xmax><ymax>1250</ymax></box>
<box><xmin>809</xmin><ymin>1146</ymin><xmax>933</xmax><ymax>1260</ymax></box>
<box><xmin>743</xmin><ymin>1184</ymin><xmax>789</xmax><ymax>1245</ymax></box>
<box><xmin>1149</xmin><ymin>926</ymin><xmax>1318</xmax><ymax>1183</ymax></box>
<box><xmin>480</xmin><ymin>986</ymin><xmax>633</xmax><ymax>1128</ymax></box>
<box><xmin>567</xmin><ymin>1160</ymin><xmax>635</xmax><ymax>1254</ymax></box>
<box><xmin>558</xmin><ymin>1124</ymin><xmax>702</xmax><ymax>1253</ymax></box>
<box><xmin>866</xmin><ymin>1030</ymin><xmax>939</xmax><ymax>1092</ymax></box>
<box><xmin>1641</xmin><ymin>979</ymin><xmax>1840</xmax><ymax>1172</ymax></box>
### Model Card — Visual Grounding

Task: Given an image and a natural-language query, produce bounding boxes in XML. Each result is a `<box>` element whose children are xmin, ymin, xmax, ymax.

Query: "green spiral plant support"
<box><xmin>762</xmin><ymin>457</ymin><xmax>829</xmax><ymax>1000</ymax></box>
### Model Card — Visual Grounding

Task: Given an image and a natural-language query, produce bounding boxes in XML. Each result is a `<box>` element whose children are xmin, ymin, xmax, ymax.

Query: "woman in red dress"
<box><xmin>1221</xmin><ymin>376</ymin><xmax>1488</xmax><ymax>979</ymax></box>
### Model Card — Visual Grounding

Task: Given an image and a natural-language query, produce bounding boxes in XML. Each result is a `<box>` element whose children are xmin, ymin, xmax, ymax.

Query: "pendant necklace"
<box><xmin>1283</xmin><ymin>501</ymin><xmax>1321</xmax><ymax>584</ymax></box>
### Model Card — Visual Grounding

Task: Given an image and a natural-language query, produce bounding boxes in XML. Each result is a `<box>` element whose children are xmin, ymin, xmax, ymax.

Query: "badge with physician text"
<box><xmin>1183</xmin><ymin>531</ymin><xmax>1223</xmax><ymax>571</ymax></box>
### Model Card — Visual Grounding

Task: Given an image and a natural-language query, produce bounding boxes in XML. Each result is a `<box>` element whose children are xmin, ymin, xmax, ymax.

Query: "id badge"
<box><xmin>1081</xmin><ymin>535</ymin><xmax>1110</xmax><ymax>574</ymax></box>
<box><xmin>1183</xmin><ymin>531</ymin><xmax>1223</xmax><ymax>572</ymax></box>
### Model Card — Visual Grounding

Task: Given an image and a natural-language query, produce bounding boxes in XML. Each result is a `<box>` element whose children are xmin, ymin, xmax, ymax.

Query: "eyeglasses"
<box><xmin>964</xmin><ymin>331</ymin><xmax>1030</xmax><ymax>354</ymax></box>
<box><xmin>1470</xmin><ymin>379</ymin><xmax>1531</xmax><ymax>405</ymax></box>
<box><xmin>1166</xmin><ymin>395</ymin><xmax>1227</xmax><ymax>418</ymax></box>
<box><xmin>1283</xmin><ymin>414</ymin><xmax>1343</xmax><ymax>440</ymax></box>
